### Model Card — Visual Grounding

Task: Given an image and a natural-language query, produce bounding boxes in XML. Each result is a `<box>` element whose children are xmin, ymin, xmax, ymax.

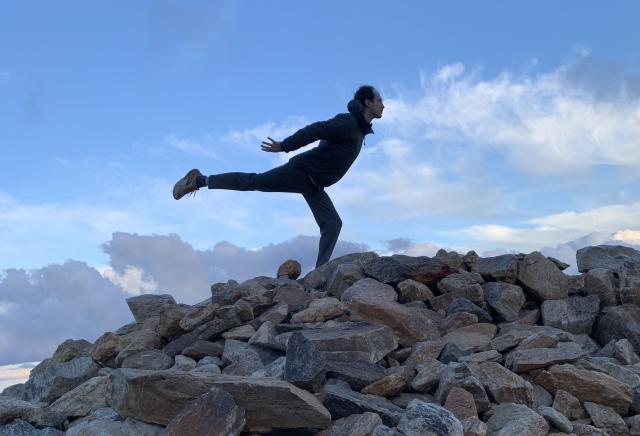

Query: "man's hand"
<box><xmin>261</xmin><ymin>137</ymin><xmax>283</xmax><ymax>153</ymax></box>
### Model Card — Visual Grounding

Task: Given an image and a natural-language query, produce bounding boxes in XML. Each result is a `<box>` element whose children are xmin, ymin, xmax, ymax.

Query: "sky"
<box><xmin>1</xmin><ymin>1</ymin><xmax>640</xmax><ymax>374</ymax></box>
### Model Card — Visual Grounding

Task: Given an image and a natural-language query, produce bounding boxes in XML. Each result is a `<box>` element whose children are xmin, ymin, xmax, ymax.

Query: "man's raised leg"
<box><xmin>205</xmin><ymin>163</ymin><xmax>312</xmax><ymax>193</ymax></box>
<box><xmin>303</xmin><ymin>189</ymin><xmax>342</xmax><ymax>268</ymax></box>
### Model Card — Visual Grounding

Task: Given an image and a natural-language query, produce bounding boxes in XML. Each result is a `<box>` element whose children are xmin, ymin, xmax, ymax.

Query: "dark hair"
<box><xmin>354</xmin><ymin>85</ymin><xmax>376</xmax><ymax>105</ymax></box>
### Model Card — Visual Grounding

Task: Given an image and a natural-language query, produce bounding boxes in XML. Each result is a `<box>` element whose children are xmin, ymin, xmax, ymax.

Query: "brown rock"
<box><xmin>505</xmin><ymin>342</ymin><xmax>588</xmax><ymax>373</ymax></box>
<box><xmin>444</xmin><ymin>386</ymin><xmax>477</xmax><ymax>420</ymax></box>
<box><xmin>517</xmin><ymin>251</ymin><xmax>569</xmax><ymax>301</ymax></box>
<box><xmin>404</xmin><ymin>340</ymin><xmax>446</xmax><ymax>368</ymax></box>
<box><xmin>273</xmin><ymin>284</ymin><xmax>311</xmax><ymax>311</ymax></box>
<box><xmin>442</xmin><ymin>323</ymin><xmax>497</xmax><ymax>352</ymax></box>
<box><xmin>164</xmin><ymin>388</ymin><xmax>245</xmax><ymax>436</ymax></box>
<box><xmin>552</xmin><ymin>389</ymin><xmax>588</xmax><ymax>420</ymax></box>
<box><xmin>318</xmin><ymin>412</ymin><xmax>383</xmax><ymax>436</ymax></box>
<box><xmin>362</xmin><ymin>366</ymin><xmax>415</xmax><ymax>397</ymax></box>
<box><xmin>476</xmin><ymin>361</ymin><xmax>533</xmax><ymax>406</ymax></box>
<box><xmin>277</xmin><ymin>259</ymin><xmax>301</xmax><ymax>280</ymax></box>
<box><xmin>533</xmin><ymin>364</ymin><xmax>632</xmax><ymax>415</ymax></box>
<box><xmin>341</xmin><ymin>278</ymin><xmax>398</xmax><ymax>303</ymax></box>
<box><xmin>291</xmin><ymin>297</ymin><xmax>347</xmax><ymax>323</ymax></box>
<box><xmin>429</xmin><ymin>284</ymin><xmax>485</xmax><ymax>312</ymax></box>
<box><xmin>397</xmin><ymin>279</ymin><xmax>434</xmax><ymax>303</ymax></box>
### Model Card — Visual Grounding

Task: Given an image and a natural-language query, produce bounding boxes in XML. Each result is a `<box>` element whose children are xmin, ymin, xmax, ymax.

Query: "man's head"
<box><xmin>354</xmin><ymin>85</ymin><xmax>384</xmax><ymax>121</ymax></box>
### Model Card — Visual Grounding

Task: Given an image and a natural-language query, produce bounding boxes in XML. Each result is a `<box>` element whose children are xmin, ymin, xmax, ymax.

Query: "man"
<box><xmin>172</xmin><ymin>85</ymin><xmax>384</xmax><ymax>268</ymax></box>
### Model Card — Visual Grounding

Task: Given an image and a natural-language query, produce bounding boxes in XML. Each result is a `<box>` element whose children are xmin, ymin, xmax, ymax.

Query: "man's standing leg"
<box><xmin>303</xmin><ymin>189</ymin><xmax>342</xmax><ymax>268</ymax></box>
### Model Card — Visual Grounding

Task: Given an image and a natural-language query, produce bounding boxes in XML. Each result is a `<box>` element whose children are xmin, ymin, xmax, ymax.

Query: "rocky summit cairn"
<box><xmin>3</xmin><ymin>245</ymin><xmax>640</xmax><ymax>435</ymax></box>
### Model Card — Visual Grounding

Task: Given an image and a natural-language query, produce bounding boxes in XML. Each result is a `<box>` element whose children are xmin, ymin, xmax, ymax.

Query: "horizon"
<box><xmin>1</xmin><ymin>1</ymin><xmax>640</xmax><ymax>376</ymax></box>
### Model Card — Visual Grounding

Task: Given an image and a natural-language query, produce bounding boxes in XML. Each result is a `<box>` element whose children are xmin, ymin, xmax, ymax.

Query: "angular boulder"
<box><xmin>23</xmin><ymin>356</ymin><xmax>100</xmax><ymax>404</ymax></box>
<box><xmin>397</xmin><ymin>400</ymin><xmax>463</xmax><ymax>436</ymax></box>
<box><xmin>126</xmin><ymin>294</ymin><xmax>176</xmax><ymax>323</ymax></box>
<box><xmin>517</xmin><ymin>251</ymin><xmax>569</xmax><ymax>300</ymax></box>
<box><xmin>540</xmin><ymin>295</ymin><xmax>600</xmax><ymax>334</ymax></box>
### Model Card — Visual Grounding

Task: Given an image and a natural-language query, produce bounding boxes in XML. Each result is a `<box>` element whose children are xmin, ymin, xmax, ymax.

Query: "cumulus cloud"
<box><xmin>101</xmin><ymin>232</ymin><xmax>370</xmax><ymax>304</ymax></box>
<box><xmin>0</xmin><ymin>261</ymin><xmax>133</xmax><ymax>365</ymax></box>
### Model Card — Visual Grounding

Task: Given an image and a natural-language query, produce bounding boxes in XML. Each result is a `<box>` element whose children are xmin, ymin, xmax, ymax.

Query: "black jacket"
<box><xmin>280</xmin><ymin>99</ymin><xmax>373</xmax><ymax>187</ymax></box>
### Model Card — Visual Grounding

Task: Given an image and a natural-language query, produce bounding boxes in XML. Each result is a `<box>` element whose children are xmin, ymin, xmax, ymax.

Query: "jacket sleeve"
<box><xmin>280</xmin><ymin>114</ymin><xmax>353</xmax><ymax>153</ymax></box>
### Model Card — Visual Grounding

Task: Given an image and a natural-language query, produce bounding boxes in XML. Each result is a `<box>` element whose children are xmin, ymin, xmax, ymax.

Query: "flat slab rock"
<box><xmin>109</xmin><ymin>369</ymin><xmax>331</xmax><ymax>431</ymax></box>
<box><xmin>485</xmin><ymin>403</ymin><xmax>549</xmax><ymax>436</ymax></box>
<box><xmin>322</xmin><ymin>383</ymin><xmax>404</xmax><ymax>427</ymax></box>
<box><xmin>398</xmin><ymin>399</ymin><xmax>463</xmax><ymax>436</ymax></box>
<box><xmin>275</xmin><ymin>322</ymin><xmax>398</xmax><ymax>364</ymax></box>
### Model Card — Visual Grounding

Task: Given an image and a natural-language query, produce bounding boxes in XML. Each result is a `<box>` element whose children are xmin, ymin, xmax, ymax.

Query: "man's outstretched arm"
<box><xmin>261</xmin><ymin>115</ymin><xmax>352</xmax><ymax>154</ymax></box>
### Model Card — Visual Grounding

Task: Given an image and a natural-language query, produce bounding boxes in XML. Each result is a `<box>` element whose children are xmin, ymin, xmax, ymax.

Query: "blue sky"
<box><xmin>1</xmin><ymin>1</ymin><xmax>640</xmax><ymax>366</ymax></box>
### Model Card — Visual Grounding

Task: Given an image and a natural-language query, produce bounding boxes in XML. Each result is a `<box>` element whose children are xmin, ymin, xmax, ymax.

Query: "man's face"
<box><xmin>368</xmin><ymin>90</ymin><xmax>384</xmax><ymax>119</ymax></box>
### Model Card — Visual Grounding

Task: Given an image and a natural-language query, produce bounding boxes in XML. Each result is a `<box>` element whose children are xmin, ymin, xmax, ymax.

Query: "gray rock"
<box><xmin>429</xmin><ymin>284</ymin><xmax>485</xmax><ymax>312</ymax></box>
<box><xmin>1</xmin><ymin>383</ymin><xmax>25</xmax><ymax>400</ymax></box>
<box><xmin>438</xmin><ymin>343</ymin><xmax>470</xmax><ymax>364</ymax></box>
<box><xmin>291</xmin><ymin>297</ymin><xmax>347</xmax><ymax>323</ymax></box>
<box><xmin>191</xmin><ymin>364</ymin><xmax>221</xmax><ymax>375</ymax></box>
<box><xmin>23</xmin><ymin>356</ymin><xmax>100</xmax><ymax>404</ymax></box>
<box><xmin>321</xmin><ymin>383</ymin><xmax>404</xmax><ymax>427</ymax></box>
<box><xmin>517</xmin><ymin>251</ymin><xmax>569</xmax><ymax>300</ymax></box>
<box><xmin>614</xmin><ymin>338</ymin><xmax>640</xmax><ymax>365</ymax></box>
<box><xmin>248</xmin><ymin>320</ymin><xmax>281</xmax><ymax>350</ymax></box>
<box><xmin>156</xmin><ymin>304</ymin><xmax>188</xmax><ymax>340</ymax></box>
<box><xmin>120</xmin><ymin>349</ymin><xmax>174</xmax><ymax>370</ymax></box>
<box><xmin>182</xmin><ymin>339</ymin><xmax>224</xmax><ymax>360</ymax></box>
<box><xmin>284</xmin><ymin>332</ymin><xmax>326</xmax><ymax>392</ymax></box>
<box><xmin>361</xmin><ymin>366</ymin><xmax>415</xmax><ymax>398</ymax></box>
<box><xmin>584</xmin><ymin>401</ymin><xmax>628</xmax><ymax>436</ymax></box>
<box><xmin>461</xmin><ymin>417</ymin><xmax>487</xmax><ymax>436</ymax></box>
<box><xmin>275</xmin><ymin>322</ymin><xmax>398</xmax><ymax>364</ymax></box>
<box><xmin>0</xmin><ymin>398</ymin><xmax>65</xmax><ymax>428</ymax></box>
<box><xmin>317</xmin><ymin>411</ymin><xmax>382</xmax><ymax>436</ymax></box>
<box><xmin>326</xmin><ymin>263</ymin><xmax>367</xmax><ymax>298</ymax></box>
<box><xmin>585</xmin><ymin>268</ymin><xmax>620</xmax><ymax>306</ymax></box>
<box><xmin>411</xmin><ymin>358</ymin><xmax>446</xmax><ymax>393</ymax></box>
<box><xmin>540</xmin><ymin>295</ymin><xmax>600</xmax><ymax>334</ymax></box>
<box><xmin>273</xmin><ymin>283</ymin><xmax>312</xmax><ymax>312</ymax></box>
<box><xmin>126</xmin><ymin>294</ymin><xmax>176</xmax><ymax>323</ymax></box>
<box><xmin>446</xmin><ymin>298</ymin><xmax>492</xmax><ymax>324</ymax></box>
<box><xmin>48</xmin><ymin>375</ymin><xmax>110</xmax><ymax>419</ymax></box>
<box><xmin>530</xmin><ymin>382</ymin><xmax>553</xmax><ymax>408</ymax></box>
<box><xmin>471</xmin><ymin>254</ymin><xmax>521</xmax><ymax>284</ymax></box>
<box><xmin>435</xmin><ymin>363</ymin><xmax>490</xmax><ymax>413</ymax></box>
<box><xmin>65</xmin><ymin>408</ymin><xmax>164</xmax><ymax>435</ymax></box>
<box><xmin>552</xmin><ymin>389</ymin><xmax>588</xmax><ymax>420</ymax></box>
<box><xmin>536</xmin><ymin>406</ymin><xmax>573</xmax><ymax>433</ymax></box>
<box><xmin>404</xmin><ymin>340</ymin><xmax>446</xmax><ymax>368</ymax></box>
<box><xmin>441</xmin><ymin>323</ymin><xmax>497</xmax><ymax>353</ymax></box>
<box><xmin>251</xmin><ymin>356</ymin><xmax>286</xmax><ymax>379</ymax></box>
<box><xmin>371</xmin><ymin>424</ymin><xmax>404</xmax><ymax>436</ymax></box>
<box><xmin>163</xmin><ymin>388</ymin><xmax>245</xmax><ymax>436</ymax></box>
<box><xmin>390</xmin><ymin>392</ymin><xmax>435</xmax><ymax>408</ymax></box>
<box><xmin>198</xmin><ymin>313</ymin><xmax>243</xmax><ymax>341</ymax></box>
<box><xmin>253</xmin><ymin>303</ymin><xmax>289</xmax><ymax>327</ymax></box>
<box><xmin>325</xmin><ymin>359</ymin><xmax>387</xmax><ymax>390</ymax></box>
<box><xmin>575</xmin><ymin>356</ymin><xmax>640</xmax><ymax>389</ymax></box>
<box><xmin>475</xmin><ymin>361</ymin><xmax>533</xmax><ymax>406</ymax></box>
<box><xmin>592</xmin><ymin>304</ymin><xmax>640</xmax><ymax>351</ymax></box>
<box><xmin>221</xmin><ymin>340</ymin><xmax>265</xmax><ymax>376</ymax></box>
<box><xmin>172</xmin><ymin>354</ymin><xmax>197</xmax><ymax>372</ymax></box>
<box><xmin>397</xmin><ymin>399</ymin><xmax>463</xmax><ymax>436</ymax></box>
<box><xmin>482</xmin><ymin>282</ymin><xmax>526</xmax><ymax>322</ymax></box>
<box><xmin>341</xmin><ymin>278</ymin><xmax>398</xmax><ymax>303</ymax></box>
<box><xmin>576</xmin><ymin>244</ymin><xmax>640</xmax><ymax>273</ymax></box>
<box><xmin>362</xmin><ymin>255</ymin><xmax>452</xmax><ymax>287</ymax></box>
<box><xmin>515</xmin><ymin>332</ymin><xmax>559</xmax><ymax>350</ymax></box>
<box><xmin>437</xmin><ymin>272</ymin><xmax>485</xmax><ymax>294</ymax></box>
<box><xmin>485</xmin><ymin>403</ymin><xmax>549</xmax><ymax>436</ymax></box>
<box><xmin>397</xmin><ymin>279</ymin><xmax>434</xmax><ymax>303</ymax></box>
<box><xmin>505</xmin><ymin>342</ymin><xmax>588</xmax><ymax>373</ymax></box>
<box><xmin>304</xmin><ymin>269</ymin><xmax>327</xmax><ymax>290</ymax></box>
<box><xmin>620</xmin><ymin>266</ymin><xmax>640</xmax><ymax>305</ymax></box>
<box><xmin>0</xmin><ymin>419</ymin><xmax>64</xmax><ymax>435</ymax></box>
<box><xmin>222</xmin><ymin>324</ymin><xmax>256</xmax><ymax>341</ymax></box>
<box><xmin>459</xmin><ymin>350</ymin><xmax>503</xmax><ymax>364</ymax></box>
<box><xmin>197</xmin><ymin>356</ymin><xmax>222</xmax><ymax>367</ymax></box>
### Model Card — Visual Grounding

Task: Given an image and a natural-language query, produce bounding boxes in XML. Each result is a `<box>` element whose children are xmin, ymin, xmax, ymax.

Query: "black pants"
<box><xmin>206</xmin><ymin>162</ymin><xmax>341</xmax><ymax>268</ymax></box>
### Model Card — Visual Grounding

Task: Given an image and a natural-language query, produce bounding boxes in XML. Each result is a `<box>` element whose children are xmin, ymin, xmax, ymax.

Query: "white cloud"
<box><xmin>0</xmin><ymin>362</ymin><xmax>38</xmax><ymax>391</ymax></box>
<box><xmin>166</xmin><ymin>133</ymin><xmax>220</xmax><ymax>160</ymax></box>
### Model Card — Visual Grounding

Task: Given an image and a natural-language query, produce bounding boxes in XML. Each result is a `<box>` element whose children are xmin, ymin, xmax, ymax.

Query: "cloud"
<box><xmin>0</xmin><ymin>261</ymin><xmax>133</xmax><ymax>365</ymax></box>
<box><xmin>101</xmin><ymin>232</ymin><xmax>370</xmax><ymax>304</ymax></box>
<box><xmin>0</xmin><ymin>363</ymin><xmax>37</xmax><ymax>391</ymax></box>
<box><xmin>166</xmin><ymin>134</ymin><xmax>220</xmax><ymax>160</ymax></box>
<box><xmin>379</xmin><ymin>238</ymin><xmax>443</xmax><ymax>257</ymax></box>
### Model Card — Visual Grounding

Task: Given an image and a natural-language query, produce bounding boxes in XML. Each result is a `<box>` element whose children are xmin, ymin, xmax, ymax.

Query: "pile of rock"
<box><xmin>2</xmin><ymin>245</ymin><xmax>640</xmax><ymax>435</ymax></box>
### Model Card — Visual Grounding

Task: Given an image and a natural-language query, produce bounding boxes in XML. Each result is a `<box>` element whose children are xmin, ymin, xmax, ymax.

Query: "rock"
<box><xmin>411</xmin><ymin>358</ymin><xmax>446</xmax><ymax>393</ymax></box>
<box><xmin>126</xmin><ymin>294</ymin><xmax>176</xmax><ymax>323</ymax></box>
<box><xmin>446</xmin><ymin>299</ymin><xmax>492</xmax><ymax>324</ymax></box>
<box><xmin>371</xmin><ymin>424</ymin><xmax>404</xmax><ymax>435</ymax></box>
<box><xmin>1</xmin><ymin>383</ymin><xmax>25</xmax><ymax>400</ymax></box>
<box><xmin>489</xmin><ymin>329</ymin><xmax>532</xmax><ymax>352</ymax></box>
<box><xmin>349</xmin><ymin>295</ymin><xmax>440</xmax><ymax>346</ymax></box>
<box><xmin>505</xmin><ymin>342</ymin><xmax>588</xmax><ymax>373</ymax></box>
<box><xmin>248</xmin><ymin>320</ymin><xmax>281</xmax><ymax>350</ymax></box>
<box><xmin>576</xmin><ymin>245</ymin><xmax>640</xmax><ymax>273</ymax></box>
<box><xmin>533</xmin><ymin>364</ymin><xmax>632</xmax><ymax>415</ymax></box>
<box><xmin>221</xmin><ymin>340</ymin><xmax>264</xmax><ymax>376</ymax></box>
<box><xmin>471</xmin><ymin>254</ymin><xmax>521</xmax><ymax>284</ymax></box>
<box><xmin>462</xmin><ymin>417</ymin><xmax>487</xmax><ymax>436</ymax></box>
<box><xmin>274</xmin><ymin>284</ymin><xmax>312</xmax><ymax>311</ymax></box>
<box><xmin>547</xmin><ymin>256</ymin><xmax>570</xmax><ymax>270</ymax></box>
<box><xmin>291</xmin><ymin>297</ymin><xmax>347</xmax><ymax>323</ymax></box>
<box><xmin>253</xmin><ymin>303</ymin><xmax>289</xmax><ymax>327</ymax></box>
<box><xmin>540</xmin><ymin>295</ymin><xmax>600</xmax><ymax>334</ymax></box>
<box><xmin>251</xmin><ymin>356</ymin><xmax>285</xmax><ymax>378</ymax></box>
<box><xmin>584</xmin><ymin>268</ymin><xmax>620</xmax><ymax>306</ymax></box>
<box><xmin>439</xmin><ymin>312</ymin><xmax>479</xmax><ymax>335</ymax></box>
<box><xmin>163</xmin><ymin>388</ymin><xmax>245</xmax><ymax>436</ymax></box>
<box><xmin>397</xmin><ymin>279</ymin><xmax>434</xmax><ymax>303</ymax></box>
<box><xmin>198</xmin><ymin>313</ymin><xmax>243</xmax><ymax>341</ymax></box>
<box><xmin>363</xmin><ymin>255</ymin><xmax>452</xmax><ymax>287</ymax></box>
<box><xmin>482</xmin><ymin>282</ymin><xmax>526</xmax><ymax>322</ymax></box>
<box><xmin>321</xmin><ymin>383</ymin><xmax>404</xmax><ymax>427</ymax></box>
<box><xmin>593</xmin><ymin>304</ymin><xmax>640</xmax><ymax>351</ymax></box>
<box><xmin>326</xmin><ymin>263</ymin><xmax>367</xmax><ymax>298</ymax></box>
<box><xmin>47</xmin><ymin>339</ymin><xmax>93</xmax><ymax>365</ymax></box>
<box><xmin>304</xmin><ymin>269</ymin><xmax>327</xmax><ymax>290</ymax></box>
<box><xmin>429</xmin><ymin>284</ymin><xmax>485</xmax><ymax>312</ymax></box>
<box><xmin>222</xmin><ymin>324</ymin><xmax>256</xmax><ymax>340</ymax></box>
<box><xmin>620</xmin><ymin>267</ymin><xmax>640</xmax><ymax>305</ymax></box>
<box><xmin>439</xmin><ymin>342</ymin><xmax>470</xmax><ymax>364</ymax></box>
<box><xmin>0</xmin><ymin>419</ymin><xmax>64</xmax><ymax>435</ymax></box>
<box><xmin>284</xmin><ymin>332</ymin><xmax>326</xmax><ymax>392</ymax></box>
<box><xmin>115</xmin><ymin>328</ymin><xmax>163</xmax><ymax>367</ymax></box>
<box><xmin>435</xmin><ymin>249</ymin><xmax>464</xmax><ymax>270</ymax></box>
<box><xmin>435</xmin><ymin>363</ymin><xmax>490</xmax><ymax>413</ymax></box>
<box><xmin>361</xmin><ymin>366</ymin><xmax>414</xmax><ymax>397</ymax></box>
<box><xmin>172</xmin><ymin>354</ymin><xmax>197</xmax><ymax>372</ymax></box>
<box><xmin>23</xmin><ymin>356</ymin><xmax>100</xmax><ymax>404</ymax></box>
<box><xmin>530</xmin><ymin>382</ymin><xmax>553</xmax><ymax>408</ymax></box>
<box><xmin>572</xmin><ymin>422</ymin><xmax>609</xmax><ymax>435</ymax></box>
<box><xmin>48</xmin><ymin>375</ymin><xmax>110</xmax><ymax>419</ymax></box>
<box><xmin>485</xmin><ymin>403</ymin><xmax>549</xmax><ymax>436</ymax></box>
<box><xmin>517</xmin><ymin>251</ymin><xmax>569</xmax><ymax>300</ymax></box>
<box><xmin>615</xmin><ymin>338</ymin><xmax>640</xmax><ymax>365</ymax></box>
<box><xmin>444</xmin><ymin>386</ymin><xmax>478</xmax><ymax>420</ymax></box>
<box><xmin>536</xmin><ymin>405</ymin><xmax>573</xmax><ymax>433</ymax></box>
<box><xmin>552</xmin><ymin>389</ymin><xmax>588</xmax><ymax>420</ymax></box>
<box><xmin>437</xmin><ymin>272</ymin><xmax>485</xmax><ymax>294</ymax></box>
<box><xmin>121</xmin><ymin>349</ymin><xmax>174</xmax><ymax>370</ymax></box>
<box><xmin>404</xmin><ymin>340</ymin><xmax>446</xmax><ymax>368</ymax></box>
<box><xmin>626</xmin><ymin>415</ymin><xmax>640</xmax><ymax>436</ymax></box>
<box><xmin>90</xmin><ymin>332</ymin><xmax>126</xmax><ymax>364</ymax></box>
<box><xmin>324</xmin><ymin>359</ymin><xmax>387</xmax><ymax>390</ymax></box>
<box><xmin>459</xmin><ymin>350</ymin><xmax>502</xmax><ymax>364</ymax></box>
<box><xmin>65</xmin><ymin>407</ymin><xmax>165</xmax><ymax>435</ymax></box>
<box><xmin>341</xmin><ymin>278</ymin><xmax>398</xmax><ymax>303</ymax></box>
<box><xmin>182</xmin><ymin>340</ymin><xmax>224</xmax><ymax>360</ymax></box>
<box><xmin>317</xmin><ymin>411</ymin><xmax>383</xmax><ymax>436</ymax></box>
<box><xmin>275</xmin><ymin>322</ymin><xmax>398</xmax><ymax>364</ymax></box>
<box><xmin>476</xmin><ymin>361</ymin><xmax>533</xmax><ymax>406</ymax></box>
<box><xmin>584</xmin><ymin>401</ymin><xmax>628</xmax><ymax>436</ymax></box>
<box><xmin>442</xmin><ymin>323</ymin><xmax>497</xmax><ymax>352</ymax></box>
<box><xmin>0</xmin><ymin>398</ymin><xmax>65</xmax><ymax>428</ymax></box>
<box><xmin>211</xmin><ymin>281</ymin><xmax>254</xmax><ymax>306</ymax></box>
<box><xmin>576</xmin><ymin>356</ymin><xmax>640</xmax><ymax>389</ymax></box>
<box><xmin>515</xmin><ymin>332</ymin><xmax>559</xmax><ymax>350</ymax></box>
<box><xmin>191</xmin><ymin>364</ymin><xmax>222</xmax><ymax>375</ymax></box>
<box><xmin>390</xmin><ymin>392</ymin><xmax>435</xmax><ymax>408</ymax></box>
<box><xmin>397</xmin><ymin>399</ymin><xmax>463</xmax><ymax>436</ymax></box>
<box><xmin>277</xmin><ymin>259</ymin><xmax>301</xmax><ymax>279</ymax></box>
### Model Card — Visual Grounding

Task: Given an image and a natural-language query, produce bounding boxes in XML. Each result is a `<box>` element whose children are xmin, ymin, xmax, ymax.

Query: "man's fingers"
<box><xmin>267</xmin><ymin>136</ymin><xmax>275</xmax><ymax>142</ymax></box>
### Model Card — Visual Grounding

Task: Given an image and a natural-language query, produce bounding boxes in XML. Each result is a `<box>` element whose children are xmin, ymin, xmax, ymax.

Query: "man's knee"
<box><xmin>321</xmin><ymin>216</ymin><xmax>342</xmax><ymax>235</ymax></box>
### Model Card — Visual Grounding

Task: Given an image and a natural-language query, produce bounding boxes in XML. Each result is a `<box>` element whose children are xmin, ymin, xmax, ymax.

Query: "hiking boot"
<box><xmin>173</xmin><ymin>168</ymin><xmax>203</xmax><ymax>200</ymax></box>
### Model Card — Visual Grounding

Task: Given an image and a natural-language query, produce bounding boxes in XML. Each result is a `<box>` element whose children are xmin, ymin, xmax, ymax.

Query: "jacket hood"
<box><xmin>347</xmin><ymin>99</ymin><xmax>374</xmax><ymax>135</ymax></box>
